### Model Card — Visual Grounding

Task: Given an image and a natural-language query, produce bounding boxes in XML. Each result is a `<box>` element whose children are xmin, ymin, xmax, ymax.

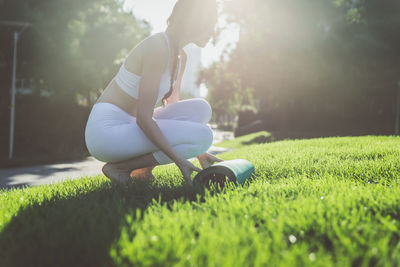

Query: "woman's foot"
<box><xmin>130</xmin><ymin>167</ymin><xmax>155</xmax><ymax>181</ymax></box>
<box><xmin>197</xmin><ymin>153</ymin><xmax>224</xmax><ymax>169</ymax></box>
<box><xmin>102</xmin><ymin>163</ymin><xmax>132</xmax><ymax>184</ymax></box>
<box><xmin>197</xmin><ymin>154</ymin><xmax>212</xmax><ymax>169</ymax></box>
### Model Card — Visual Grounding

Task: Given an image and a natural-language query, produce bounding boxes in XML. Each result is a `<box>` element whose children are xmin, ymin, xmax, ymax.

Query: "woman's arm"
<box><xmin>136</xmin><ymin>37</ymin><xmax>185</xmax><ymax>163</ymax></box>
<box><xmin>165</xmin><ymin>50</ymin><xmax>187</xmax><ymax>105</ymax></box>
<box><xmin>162</xmin><ymin>51</ymin><xmax>208</xmax><ymax>162</ymax></box>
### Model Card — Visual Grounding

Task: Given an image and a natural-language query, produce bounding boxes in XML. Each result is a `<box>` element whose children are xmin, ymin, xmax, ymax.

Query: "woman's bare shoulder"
<box><xmin>132</xmin><ymin>33</ymin><xmax>167</xmax><ymax>56</ymax></box>
<box><xmin>134</xmin><ymin>33</ymin><xmax>168</xmax><ymax>57</ymax></box>
<box><xmin>125</xmin><ymin>33</ymin><xmax>169</xmax><ymax>73</ymax></box>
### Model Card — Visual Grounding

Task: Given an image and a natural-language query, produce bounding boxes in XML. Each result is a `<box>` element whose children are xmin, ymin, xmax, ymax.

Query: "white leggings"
<box><xmin>84</xmin><ymin>98</ymin><xmax>214</xmax><ymax>164</ymax></box>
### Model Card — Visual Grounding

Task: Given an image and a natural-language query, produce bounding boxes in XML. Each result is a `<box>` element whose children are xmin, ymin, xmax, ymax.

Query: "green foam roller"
<box><xmin>193</xmin><ymin>159</ymin><xmax>255</xmax><ymax>188</ymax></box>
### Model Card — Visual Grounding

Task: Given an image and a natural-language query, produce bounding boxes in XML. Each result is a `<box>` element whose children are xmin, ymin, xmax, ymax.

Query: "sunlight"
<box><xmin>123</xmin><ymin>0</ymin><xmax>239</xmax><ymax>67</ymax></box>
<box><xmin>201</xmin><ymin>16</ymin><xmax>240</xmax><ymax>67</ymax></box>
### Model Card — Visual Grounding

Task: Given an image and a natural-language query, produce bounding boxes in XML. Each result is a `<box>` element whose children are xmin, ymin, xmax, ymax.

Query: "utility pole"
<box><xmin>0</xmin><ymin>21</ymin><xmax>32</xmax><ymax>159</ymax></box>
<box><xmin>396</xmin><ymin>81</ymin><xmax>400</xmax><ymax>135</ymax></box>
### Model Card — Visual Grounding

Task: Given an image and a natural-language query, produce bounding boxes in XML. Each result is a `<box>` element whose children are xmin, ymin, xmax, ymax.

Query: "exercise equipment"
<box><xmin>193</xmin><ymin>159</ymin><xmax>255</xmax><ymax>188</ymax></box>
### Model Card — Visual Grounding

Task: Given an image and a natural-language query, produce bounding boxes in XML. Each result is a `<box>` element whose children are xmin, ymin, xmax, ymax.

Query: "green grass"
<box><xmin>1</xmin><ymin>134</ymin><xmax>400</xmax><ymax>266</ymax></box>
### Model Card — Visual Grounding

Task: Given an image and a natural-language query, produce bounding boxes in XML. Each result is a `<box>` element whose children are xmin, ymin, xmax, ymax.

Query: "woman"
<box><xmin>84</xmin><ymin>0</ymin><xmax>223</xmax><ymax>185</ymax></box>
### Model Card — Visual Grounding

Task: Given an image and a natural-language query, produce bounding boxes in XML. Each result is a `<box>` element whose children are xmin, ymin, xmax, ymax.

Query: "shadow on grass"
<box><xmin>0</xmin><ymin>179</ymin><xmax>215</xmax><ymax>267</ymax></box>
<box><xmin>242</xmin><ymin>134</ymin><xmax>275</xmax><ymax>146</ymax></box>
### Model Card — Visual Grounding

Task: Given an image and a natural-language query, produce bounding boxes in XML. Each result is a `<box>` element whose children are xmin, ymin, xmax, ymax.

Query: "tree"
<box><xmin>0</xmin><ymin>0</ymin><xmax>151</xmax><ymax>161</ymax></box>
<box><xmin>0</xmin><ymin>0</ymin><xmax>151</xmax><ymax>105</ymax></box>
<box><xmin>200</xmin><ymin>0</ymin><xmax>400</xmax><ymax>135</ymax></box>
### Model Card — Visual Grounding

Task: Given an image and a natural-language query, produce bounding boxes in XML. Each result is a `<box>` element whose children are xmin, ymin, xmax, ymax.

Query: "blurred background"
<box><xmin>0</xmin><ymin>0</ymin><xmax>399</xmax><ymax>168</ymax></box>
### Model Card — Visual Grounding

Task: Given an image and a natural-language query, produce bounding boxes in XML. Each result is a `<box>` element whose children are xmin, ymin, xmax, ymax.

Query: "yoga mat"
<box><xmin>193</xmin><ymin>159</ymin><xmax>255</xmax><ymax>188</ymax></box>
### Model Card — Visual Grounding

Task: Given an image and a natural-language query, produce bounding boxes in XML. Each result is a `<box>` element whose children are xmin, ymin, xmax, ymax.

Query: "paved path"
<box><xmin>0</xmin><ymin>127</ymin><xmax>234</xmax><ymax>189</ymax></box>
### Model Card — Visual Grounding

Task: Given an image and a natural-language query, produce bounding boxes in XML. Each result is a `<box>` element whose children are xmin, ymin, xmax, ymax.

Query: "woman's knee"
<box><xmin>192</xmin><ymin>98</ymin><xmax>212</xmax><ymax>124</ymax></box>
<box><xmin>152</xmin><ymin>124</ymin><xmax>214</xmax><ymax>164</ymax></box>
<box><xmin>196</xmin><ymin>123</ymin><xmax>214</xmax><ymax>149</ymax></box>
<box><xmin>187</xmin><ymin>129</ymin><xmax>213</xmax><ymax>159</ymax></box>
<box><xmin>182</xmin><ymin>122</ymin><xmax>213</xmax><ymax>152</ymax></box>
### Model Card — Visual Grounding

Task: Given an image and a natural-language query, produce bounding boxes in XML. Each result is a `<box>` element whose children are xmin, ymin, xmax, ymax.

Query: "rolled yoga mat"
<box><xmin>193</xmin><ymin>159</ymin><xmax>255</xmax><ymax>188</ymax></box>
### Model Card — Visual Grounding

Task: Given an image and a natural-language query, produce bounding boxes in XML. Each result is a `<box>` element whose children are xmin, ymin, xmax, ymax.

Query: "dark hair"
<box><xmin>161</xmin><ymin>32</ymin><xmax>180</xmax><ymax>107</ymax></box>
<box><xmin>161</xmin><ymin>0</ymin><xmax>218</xmax><ymax>107</ymax></box>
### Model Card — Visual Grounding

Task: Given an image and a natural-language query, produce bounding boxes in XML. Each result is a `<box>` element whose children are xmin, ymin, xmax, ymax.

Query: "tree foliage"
<box><xmin>0</xmin><ymin>0</ymin><xmax>151</xmax><ymax>105</ymax></box>
<box><xmin>0</xmin><ymin>0</ymin><xmax>151</xmax><ymax>162</ymax></box>
<box><xmin>199</xmin><ymin>0</ymin><xmax>400</xmax><ymax>134</ymax></box>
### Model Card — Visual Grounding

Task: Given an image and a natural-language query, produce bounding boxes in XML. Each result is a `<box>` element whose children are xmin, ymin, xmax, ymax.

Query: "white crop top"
<box><xmin>114</xmin><ymin>32</ymin><xmax>182</xmax><ymax>104</ymax></box>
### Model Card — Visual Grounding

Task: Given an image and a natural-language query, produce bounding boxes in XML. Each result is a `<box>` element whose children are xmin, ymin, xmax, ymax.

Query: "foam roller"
<box><xmin>193</xmin><ymin>159</ymin><xmax>255</xmax><ymax>188</ymax></box>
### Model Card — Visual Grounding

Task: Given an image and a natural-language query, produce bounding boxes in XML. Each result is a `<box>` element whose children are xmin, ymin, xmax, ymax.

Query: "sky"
<box><xmin>122</xmin><ymin>0</ymin><xmax>239</xmax><ymax>68</ymax></box>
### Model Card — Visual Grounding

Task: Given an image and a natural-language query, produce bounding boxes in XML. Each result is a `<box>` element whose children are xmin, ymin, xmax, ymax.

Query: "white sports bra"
<box><xmin>114</xmin><ymin>32</ymin><xmax>182</xmax><ymax>104</ymax></box>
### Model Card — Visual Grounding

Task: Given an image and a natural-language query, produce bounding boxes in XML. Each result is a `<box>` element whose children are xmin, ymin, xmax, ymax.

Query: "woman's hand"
<box><xmin>197</xmin><ymin>152</ymin><xmax>224</xmax><ymax>169</ymax></box>
<box><xmin>175</xmin><ymin>158</ymin><xmax>203</xmax><ymax>185</ymax></box>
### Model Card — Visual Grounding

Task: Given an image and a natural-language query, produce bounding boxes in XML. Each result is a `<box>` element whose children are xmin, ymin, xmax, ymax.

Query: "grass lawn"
<box><xmin>0</xmin><ymin>133</ymin><xmax>399</xmax><ymax>266</ymax></box>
